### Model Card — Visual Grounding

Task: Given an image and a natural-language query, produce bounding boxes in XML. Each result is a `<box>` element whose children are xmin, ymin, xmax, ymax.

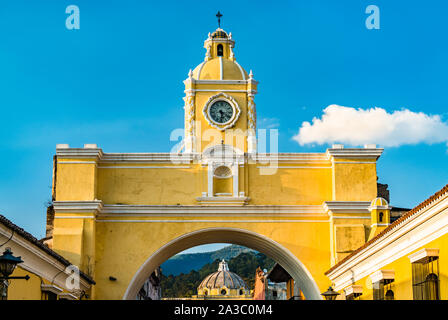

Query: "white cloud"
<box><xmin>293</xmin><ymin>104</ymin><xmax>448</xmax><ymax>147</ymax></box>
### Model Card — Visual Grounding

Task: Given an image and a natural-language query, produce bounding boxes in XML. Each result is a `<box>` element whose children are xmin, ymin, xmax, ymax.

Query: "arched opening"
<box><xmin>213</xmin><ymin>166</ymin><xmax>233</xmax><ymax>196</ymax></box>
<box><xmin>217</xmin><ymin>44</ymin><xmax>223</xmax><ymax>57</ymax></box>
<box><xmin>385</xmin><ymin>289</ymin><xmax>394</xmax><ymax>300</ymax></box>
<box><xmin>123</xmin><ymin>227</ymin><xmax>322</xmax><ymax>300</ymax></box>
<box><xmin>425</xmin><ymin>273</ymin><xmax>439</xmax><ymax>300</ymax></box>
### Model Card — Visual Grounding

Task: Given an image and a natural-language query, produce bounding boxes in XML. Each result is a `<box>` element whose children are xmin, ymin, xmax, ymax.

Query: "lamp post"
<box><xmin>0</xmin><ymin>248</ymin><xmax>30</xmax><ymax>300</ymax></box>
<box><xmin>321</xmin><ymin>286</ymin><xmax>340</xmax><ymax>300</ymax></box>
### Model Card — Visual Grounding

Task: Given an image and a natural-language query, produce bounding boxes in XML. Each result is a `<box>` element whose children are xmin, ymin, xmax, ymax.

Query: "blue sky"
<box><xmin>0</xmin><ymin>0</ymin><xmax>447</xmax><ymax>246</ymax></box>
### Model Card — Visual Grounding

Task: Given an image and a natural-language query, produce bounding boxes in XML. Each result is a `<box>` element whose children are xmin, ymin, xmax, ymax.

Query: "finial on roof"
<box><xmin>218</xmin><ymin>259</ymin><xmax>229</xmax><ymax>271</ymax></box>
<box><xmin>249</xmin><ymin>70</ymin><xmax>254</xmax><ymax>79</ymax></box>
<box><xmin>188</xmin><ymin>69</ymin><xmax>193</xmax><ymax>78</ymax></box>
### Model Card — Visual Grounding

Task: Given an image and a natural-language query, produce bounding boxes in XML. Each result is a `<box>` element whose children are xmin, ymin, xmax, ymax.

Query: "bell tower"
<box><xmin>183</xmin><ymin>20</ymin><xmax>257</xmax><ymax>154</ymax></box>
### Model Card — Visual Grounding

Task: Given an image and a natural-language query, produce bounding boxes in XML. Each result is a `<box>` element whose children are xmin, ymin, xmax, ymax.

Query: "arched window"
<box><xmin>213</xmin><ymin>165</ymin><xmax>233</xmax><ymax>196</ymax></box>
<box><xmin>239</xmin><ymin>289</ymin><xmax>244</xmax><ymax>295</ymax></box>
<box><xmin>217</xmin><ymin>44</ymin><xmax>223</xmax><ymax>57</ymax></box>
<box><xmin>379</xmin><ymin>212</ymin><xmax>384</xmax><ymax>222</ymax></box>
<box><xmin>424</xmin><ymin>273</ymin><xmax>439</xmax><ymax>300</ymax></box>
<box><xmin>385</xmin><ymin>290</ymin><xmax>394</xmax><ymax>300</ymax></box>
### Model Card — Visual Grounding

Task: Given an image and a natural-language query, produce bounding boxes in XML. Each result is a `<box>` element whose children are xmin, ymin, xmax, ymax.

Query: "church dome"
<box><xmin>190</xmin><ymin>28</ymin><xmax>250</xmax><ymax>81</ymax></box>
<box><xmin>211</xmin><ymin>29</ymin><xmax>229</xmax><ymax>39</ymax></box>
<box><xmin>198</xmin><ymin>260</ymin><xmax>249</xmax><ymax>292</ymax></box>
<box><xmin>192</xmin><ymin>58</ymin><xmax>248</xmax><ymax>80</ymax></box>
<box><xmin>371</xmin><ymin>197</ymin><xmax>389</xmax><ymax>207</ymax></box>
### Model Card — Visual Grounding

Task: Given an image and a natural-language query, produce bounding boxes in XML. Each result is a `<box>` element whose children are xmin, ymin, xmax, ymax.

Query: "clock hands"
<box><xmin>209</xmin><ymin>101</ymin><xmax>233</xmax><ymax>124</ymax></box>
<box><xmin>218</xmin><ymin>109</ymin><xmax>226</xmax><ymax>122</ymax></box>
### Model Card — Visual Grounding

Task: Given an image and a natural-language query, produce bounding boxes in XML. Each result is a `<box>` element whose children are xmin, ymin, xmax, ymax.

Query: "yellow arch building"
<box><xmin>48</xmin><ymin>27</ymin><xmax>389</xmax><ymax>300</ymax></box>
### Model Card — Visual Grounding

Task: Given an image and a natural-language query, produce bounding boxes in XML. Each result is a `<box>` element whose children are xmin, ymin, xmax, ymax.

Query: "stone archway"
<box><xmin>123</xmin><ymin>227</ymin><xmax>322</xmax><ymax>300</ymax></box>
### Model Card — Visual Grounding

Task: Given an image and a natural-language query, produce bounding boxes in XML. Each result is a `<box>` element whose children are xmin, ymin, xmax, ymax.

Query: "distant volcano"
<box><xmin>161</xmin><ymin>245</ymin><xmax>255</xmax><ymax>276</ymax></box>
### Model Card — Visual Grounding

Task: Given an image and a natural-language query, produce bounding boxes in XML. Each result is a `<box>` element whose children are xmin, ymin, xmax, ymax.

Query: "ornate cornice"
<box><xmin>53</xmin><ymin>200</ymin><xmax>103</xmax><ymax>213</ymax></box>
<box><xmin>326</xmin><ymin>148</ymin><xmax>384</xmax><ymax>160</ymax></box>
<box><xmin>408</xmin><ymin>248</ymin><xmax>439</xmax><ymax>263</ymax></box>
<box><xmin>56</xmin><ymin>147</ymin><xmax>103</xmax><ymax>160</ymax></box>
<box><xmin>369</xmin><ymin>270</ymin><xmax>395</xmax><ymax>283</ymax></box>
<box><xmin>323</xmin><ymin>201</ymin><xmax>371</xmax><ymax>214</ymax></box>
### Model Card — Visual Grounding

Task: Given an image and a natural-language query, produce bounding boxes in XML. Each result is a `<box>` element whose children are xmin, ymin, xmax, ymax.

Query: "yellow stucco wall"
<box><xmin>5</xmin><ymin>266</ymin><xmax>82</xmax><ymax>300</ymax></box>
<box><xmin>248</xmin><ymin>165</ymin><xmax>333</xmax><ymax>205</ymax></box>
<box><xmin>6</xmin><ymin>267</ymin><xmax>42</xmax><ymax>300</ymax></box>
<box><xmin>56</xmin><ymin>161</ymin><xmax>97</xmax><ymax>201</ymax></box>
<box><xmin>333</xmin><ymin>160</ymin><xmax>378</xmax><ymax>201</ymax></box>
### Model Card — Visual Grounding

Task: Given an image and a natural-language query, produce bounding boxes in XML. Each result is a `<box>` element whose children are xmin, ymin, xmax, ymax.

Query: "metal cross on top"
<box><xmin>216</xmin><ymin>11</ymin><xmax>223</xmax><ymax>28</ymax></box>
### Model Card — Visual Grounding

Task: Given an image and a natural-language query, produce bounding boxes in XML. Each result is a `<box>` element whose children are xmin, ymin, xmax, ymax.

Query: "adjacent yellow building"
<box><xmin>326</xmin><ymin>184</ymin><xmax>448</xmax><ymax>300</ymax></box>
<box><xmin>0</xmin><ymin>215</ymin><xmax>94</xmax><ymax>300</ymax></box>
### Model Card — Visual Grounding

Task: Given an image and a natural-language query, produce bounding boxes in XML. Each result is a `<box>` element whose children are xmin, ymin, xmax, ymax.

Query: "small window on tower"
<box><xmin>217</xmin><ymin>44</ymin><xmax>223</xmax><ymax>57</ymax></box>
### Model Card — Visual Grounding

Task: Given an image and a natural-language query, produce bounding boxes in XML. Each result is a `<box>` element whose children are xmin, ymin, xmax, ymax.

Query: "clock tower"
<box><xmin>183</xmin><ymin>27</ymin><xmax>258</xmax><ymax>154</ymax></box>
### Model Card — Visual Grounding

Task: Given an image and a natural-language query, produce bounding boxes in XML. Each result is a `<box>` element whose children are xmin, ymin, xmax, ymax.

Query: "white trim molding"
<box><xmin>58</xmin><ymin>292</ymin><xmax>79</xmax><ymax>300</ymax></box>
<box><xmin>369</xmin><ymin>270</ymin><xmax>395</xmax><ymax>283</ymax></box>
<box><xmin>190</xmin><ymin>79</ymin><xmax>248</xmax><ymax>85</ymax></box>
<box><xmin>408</xmin><ymin>248</ymin><xmax>439</xmax><ymax>263</ymax></box>
<box><xmin>344</xmin><ymin>285</ymin><xmax>363</xmax><ymax>296</ymax></box>
<box><xmin>53</xmin><ymin>200</ymin><xmax>103</xmax><ymax>214</ymax></box>
<box><xmin>196</xmin><ymin>196</ymin><xmax>249</xmax><ymax>206</ymax></box>
<box><xmin>371</xmin><ymin>223</ymin><xmax>390</xmax><ymax>227</ymax></box>
<box><xmin>323</xmin><ymin>201</ymin><xmax>371</xmax><ymax>214</ymax></box>
<box><xmin>56</xmin><ymin>147</ymin><xmax>103</xmax><ymax>160</ymax></box>
<box><xmin>100</xmin><ymin>204</ymin><xmax>326</xmax><ymax>216</ymax></box>
<box><xmin>41</xmin><ymin>284</ymin><xmax>63</xmax><ymax>295</ymax></box>
<box><xmin>326</xmin><ymin>148</ymin><xmax>383</xmax><ymax>160</ymax></box>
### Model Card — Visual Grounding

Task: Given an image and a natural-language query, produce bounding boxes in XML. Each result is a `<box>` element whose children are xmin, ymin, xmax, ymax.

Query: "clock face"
<box><xmin>209</xmin><ymin>100</ymin><xmax>234</xmax><ymax>124</ymax></box>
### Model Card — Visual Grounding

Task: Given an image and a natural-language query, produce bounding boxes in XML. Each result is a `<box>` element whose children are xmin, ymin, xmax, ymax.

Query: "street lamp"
<box><xmin>321</xmin><ymin>286</ymin><xmax>340</xmax><ymax>300</ymax></box>
<box><xmin>0</xmin><ymin>248</ymin><xmax>30</xmax><ymax>300</ymax></box>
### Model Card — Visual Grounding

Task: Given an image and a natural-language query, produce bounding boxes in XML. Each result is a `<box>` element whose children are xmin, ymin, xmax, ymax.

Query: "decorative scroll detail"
<box><xmin>214</xmin><ymin>166</ymin><xmax>232</xmax><ymax>178</ymax></box>
<box><xmin>247</xmin><ymin>93</ymin><xmax>256</xmax><ymax>131</ymax></box>
<box><xmin>184</xmin><ymin>93</ymin><xmax>195</xmax><ymax>138</ymax></box>
<box><xmin>229</xmin><ymin>46</ymin><xmax>235</xmax><ymax>61</ymax></box>
<box><xmin>205</xmin><ymin>44</ymin><xmax>212</xmax><ymax>61</ymax></box>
